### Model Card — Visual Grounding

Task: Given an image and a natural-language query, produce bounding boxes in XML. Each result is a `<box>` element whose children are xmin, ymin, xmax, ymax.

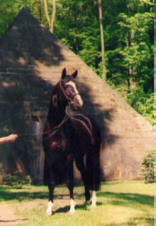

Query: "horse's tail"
<box><xmin>86</xmin><ymin>126</ymin><xmax>101</xmax><ymax>191</ymax></box>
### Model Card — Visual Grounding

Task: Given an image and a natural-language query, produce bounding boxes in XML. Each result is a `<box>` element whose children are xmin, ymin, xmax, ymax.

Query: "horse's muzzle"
<box><xmin>72</xmin><ymin>101</ymin><xmax>83</xmax><ymax>110</ymax></box>
<box><xmin>70</xmin><ymin>94</ymin><xmax>83</xmax><ymax>110</ymax></box>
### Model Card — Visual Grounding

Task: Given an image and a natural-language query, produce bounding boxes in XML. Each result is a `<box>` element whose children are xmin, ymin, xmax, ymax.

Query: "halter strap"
<box><xmin>59</xmin><ymin>81</ymin><xmax>80</xmax><ymax>103</ymax></box>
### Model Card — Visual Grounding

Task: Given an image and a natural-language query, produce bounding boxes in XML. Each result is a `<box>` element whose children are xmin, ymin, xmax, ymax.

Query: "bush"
<box><xmin>2</xmin><ymin>171</ymin><xmax>32</xmax><ymax>187</ymax></box>
<box><xmin>140</xmin><ymin>151</ymin><xmax>154</xmax><ymax>183</ymax></box>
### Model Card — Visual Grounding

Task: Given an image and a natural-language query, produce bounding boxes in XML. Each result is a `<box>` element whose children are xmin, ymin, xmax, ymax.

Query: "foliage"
<box><xmin>0</xmin><ymin>0</ymin><xmax>154</xmax><ymax>124</ymax></box>
<box><xmin>2</xmin><ymin>171</ymin><xmax>32</xmax><ymax>187</ymax></box>
<box><xmin>140</xmin><ymin>151</ymin><xmax>154</xmax><ymax>183</ymax></box>
<box><xmin>126</xmin><ymin>88</ymin><xmax>154</xmax><ymax>124</ymax></box>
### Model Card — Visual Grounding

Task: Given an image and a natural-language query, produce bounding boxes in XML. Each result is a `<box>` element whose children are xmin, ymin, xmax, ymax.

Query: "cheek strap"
<box><xmin>59</xmin><ymin>82</ymin><xmax>79</xmax><ymax>104</ymax></box>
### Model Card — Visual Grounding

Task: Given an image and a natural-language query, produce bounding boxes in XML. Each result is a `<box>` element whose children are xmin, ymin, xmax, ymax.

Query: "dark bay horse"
<box><xmin>42</xmin><ymin>68</ymin><xmax>101</xmax><ymax>215</ymax></box>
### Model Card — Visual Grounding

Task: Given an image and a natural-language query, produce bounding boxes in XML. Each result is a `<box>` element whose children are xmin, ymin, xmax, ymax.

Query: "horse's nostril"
<box><xmin>76</xmin><ymin>103</ymin><xmax>83</xmax><ymax>109</ymax></box>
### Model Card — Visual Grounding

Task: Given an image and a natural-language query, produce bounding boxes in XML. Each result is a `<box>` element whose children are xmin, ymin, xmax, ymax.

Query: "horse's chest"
<box><xmin>48</xmin><ymin>134</ymin><xmax>68</xmax><ymax>152</ymax></box>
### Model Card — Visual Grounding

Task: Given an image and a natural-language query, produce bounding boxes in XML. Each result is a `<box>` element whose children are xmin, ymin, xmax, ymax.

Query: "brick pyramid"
<box><xmin>0</xmin><ymin>8</ymin><xmax>155</xmax><ymax>182</ymax></box>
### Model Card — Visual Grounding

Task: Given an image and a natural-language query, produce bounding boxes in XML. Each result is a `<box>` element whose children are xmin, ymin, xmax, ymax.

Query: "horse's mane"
<box><xmin>52</xmin><ymin>81</ymin><xmax>61</xmax><ymax>95</ymax></box>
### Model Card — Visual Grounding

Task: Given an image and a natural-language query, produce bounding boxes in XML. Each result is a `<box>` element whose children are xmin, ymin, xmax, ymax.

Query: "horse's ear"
<box><xmin>52</xmin><ymin>95</ymin><xmax>58</xmax><ymax>107</ymax></box>
<box><xmin>61</xmin><ymin>68</ymin><xmax>66</xmax><ymax>79</ymax></box>
<box><xmin>72</xmin><ymin>70</ymin><xmax>78</xmax><ymax>78</ymax></box>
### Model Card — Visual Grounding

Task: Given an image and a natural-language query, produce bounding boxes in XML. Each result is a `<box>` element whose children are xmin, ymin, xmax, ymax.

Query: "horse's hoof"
<box><xmin>85</xmin><ymin>200</ymin><xmax>91</xmax><ymax>205</ymax></box>
<box><xmin>90</xmin><ymin>204</ymin><xmax>96</xmax><ymax>209</ymax></box>
<box><xmin>46</xmin><ymin>211</ymin><xmax>53</xmax><ymax>216</ymax></box>
<box><xmin>69</xmin><ymin>210</ymin><xmax>76</xmax><ymax>215</ymax></box>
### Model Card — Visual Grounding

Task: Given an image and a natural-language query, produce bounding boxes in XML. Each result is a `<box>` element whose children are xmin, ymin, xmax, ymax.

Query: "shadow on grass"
<box><xmin>54</xmin><ymin>202</ymin><xmax>103</xmax><ymax>214</ymax></box>
<box><xmin>0</xmin><ymin>190</ymin><xmax>48</xmax><ymax>201</ymax></box>
<box><xmin>0</xmin><ymin>185</ymin><xmax>86</xmax><ymax>201</ymax></box>
<box><xmin>0</xmin><ymin>189</ymin><xmax>100</xmax><ymax>202</ymax></box>
<box><xmin>98</xmin><ymin>191</ymin><xmax>153</xmax><ymax>207</ymax></box>
<box><xmin>0</xmin><ymin>185</ymin><xmax>153</xmax><ymax>208</ymax></box>
<box><xmin>54</xmin><ymin>204</ymin><xmax>85</xmax><ymax>214</ymax></box>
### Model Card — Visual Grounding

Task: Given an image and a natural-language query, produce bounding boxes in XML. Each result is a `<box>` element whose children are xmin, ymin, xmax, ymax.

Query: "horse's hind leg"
<box><xmin>90</xmin><ymin>146</ymin><xmax>101</xmax><ymax>208</ymax></box>
<box><xmin>75</xmin><ymin>158</ymin><xmax>91</xmax><ymax>205</ymax></box>
<box><xmin>91</xmin><ymin>191</ymin><xmax>97</xmax><ymax>207</ymax></box>
<box><xmin>66</xmin><ymin>157</ymin><xmax>76</xmax><ymax>214</ymax></box>
<box><xmin>46</xmin><ymin>170</ymin><xmax>55</xmax><ymax>216</ymax></box>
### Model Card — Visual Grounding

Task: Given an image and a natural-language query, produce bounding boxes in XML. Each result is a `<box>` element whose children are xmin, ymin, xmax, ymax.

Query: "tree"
<box><xmin>118</xmin><ymin>12</ymin><xmax>153</xmax><ymax>93</ymax></box>
<box><xmin>43</xmin><ymin>0</ymin><xmax>56</xmax><ymax>33</ymax></box>
<box><xmin>98</xmin><ymin>0</ymin><xmax>106</xmax><ymax>80</ymax></box>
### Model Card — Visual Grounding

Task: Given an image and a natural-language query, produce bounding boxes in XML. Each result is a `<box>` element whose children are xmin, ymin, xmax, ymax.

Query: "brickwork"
<box><xmin>0</xmin><ymin>8</ymin><xmax>155</xmax><ymax>182</ymax></box>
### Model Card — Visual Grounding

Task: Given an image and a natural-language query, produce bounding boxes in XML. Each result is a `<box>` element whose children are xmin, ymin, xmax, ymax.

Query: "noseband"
<box><xmin>59</xmin><ymin>82</ymin><xmax>80</xmax><ymax>104</ymax></box>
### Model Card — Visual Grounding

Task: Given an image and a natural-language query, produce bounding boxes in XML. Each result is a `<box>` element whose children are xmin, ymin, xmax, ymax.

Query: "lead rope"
<box><xmin>17</xmin><ymin>113</ymin><xmax>71</xmax><ymax>140</ymax></box>
<box><xmin>43</xmin><ymin>114</ymin><xmax>70</xmax><ymax>141</ymax></box>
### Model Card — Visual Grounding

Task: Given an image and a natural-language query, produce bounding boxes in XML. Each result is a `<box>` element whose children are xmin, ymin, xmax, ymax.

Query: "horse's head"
<box><xmin>59</xmin><ymin>68</ymin><xmax>83</xmax><ymax>110</ymax></box>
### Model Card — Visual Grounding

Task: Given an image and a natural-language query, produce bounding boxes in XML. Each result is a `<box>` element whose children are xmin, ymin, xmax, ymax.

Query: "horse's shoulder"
<box><xmin>71</xmin><ymin>114</ymin><xmax>92</xmax><ymax>125</ymax></box>
<box><xmin>70</xmin><ymin>114</ymin><xmax>100</xmax><ymax>135</ymax></box>
<box><xmin>69</xmin><ymin>114</ymin><xmax>91</xmax><ymax>132</ymax></box>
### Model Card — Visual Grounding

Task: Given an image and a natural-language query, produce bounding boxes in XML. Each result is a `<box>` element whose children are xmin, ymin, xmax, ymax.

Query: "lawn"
<box><xmin>0</xmin><ymin>181</ymin><xmax>154</xmax><ymax>226</ymax></box>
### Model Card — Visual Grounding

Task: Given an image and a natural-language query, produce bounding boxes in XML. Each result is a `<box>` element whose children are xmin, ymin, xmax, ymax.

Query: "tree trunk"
<box><xmin>43</xmin><ymin>0</ymin><xmax>56</xmax><ymax>33</ymax></box>
<box><xmin>50</xmin><ymin>0</ymin><xmax>56</xmax><ymax>33</ymax></box>
<box><xmin>126</xmin><ymin>32</ymin><xmax>136</xmax><ymax>92</ymax></box>
<box><xmin>98</xmin><ymin>0</ymin><xmax>106</xmax><ymax>80</ymax></box>
<box><xmin>44</xmin><ymin>0</ymin><xmax>50</xmax><ymax>27</ymax></box>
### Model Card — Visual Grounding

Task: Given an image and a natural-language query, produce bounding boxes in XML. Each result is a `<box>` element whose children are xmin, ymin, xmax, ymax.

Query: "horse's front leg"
<box><xmin>66</xmin><ymin>157</ymin><xmax>76</xmax><ymax>214</ymax></box>
<box><xmin>69</xmin><ymin>186</ymin><xmax>75</xmax><ymax>214</ymax></box>
<box><xmin>46</xmin><ymin>171</ymin><xmax>55</xmax><ymax>216</ymax></box>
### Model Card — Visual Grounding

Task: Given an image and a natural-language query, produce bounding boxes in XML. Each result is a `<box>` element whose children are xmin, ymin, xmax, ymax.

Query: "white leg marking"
<box><xmin>69</xmin><ymin>198</ymin><xmax>76</xmax><ymax>214</ymax></box>
<box><xmin>46</xmin><ymin>201</ymin><xmax>54</xmax><ymax>216</ymax></box>
<box><xmin>91</xmin><ymin>191</ymin><xmax>97</xmax><ymax>207</ymax></box>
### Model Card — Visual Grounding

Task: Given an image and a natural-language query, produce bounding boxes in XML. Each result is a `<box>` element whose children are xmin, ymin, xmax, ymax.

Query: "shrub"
<box><xmin>2</xmin><ymin>171</ymin><xmax>32</xmax><ymax>187</ymax></box>
<box><xmin>140</xmin><ymin>151</ymin><xmax>154</xmax><ymax>183</ymax></box>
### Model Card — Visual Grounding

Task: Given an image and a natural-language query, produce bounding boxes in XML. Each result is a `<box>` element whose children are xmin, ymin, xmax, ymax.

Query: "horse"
<box><xmin>42</xmin><ymin>68</ymin><xmax>101</xmax><ymax>215</ymax></box>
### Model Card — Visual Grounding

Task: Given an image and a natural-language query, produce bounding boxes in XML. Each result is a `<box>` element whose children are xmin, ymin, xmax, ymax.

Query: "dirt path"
<box><xmin>0</xmin><ymin>199</ymin><xmax>76</xmax><ymax>225</ymax></box>
<box><xmin>0</xmin><ymin>204</ymin><xmax>20</xmax><ymax>225</ymax></box>
<box><xmin>0</xmin><ymin>202</ymin><xmax>37</xmax><ymax>226</ymax></box>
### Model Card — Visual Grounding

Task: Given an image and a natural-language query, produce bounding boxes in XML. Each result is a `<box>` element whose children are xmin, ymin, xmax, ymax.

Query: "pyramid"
<box><xmin>0</xmin><ymin>8</ymin><xmax>155</xmax><ymax>182</ymax></box>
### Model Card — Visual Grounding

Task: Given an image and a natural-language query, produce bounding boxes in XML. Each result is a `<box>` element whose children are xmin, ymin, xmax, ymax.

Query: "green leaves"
<box><xmin>126</xmin><ymin>88</ymin><xmax>154</xmax><ymax>124</ymax></box>
<box><xmin>140</xmin><ymin>151</ymin><xmax>154</xmax><ymax>183</ymax></box>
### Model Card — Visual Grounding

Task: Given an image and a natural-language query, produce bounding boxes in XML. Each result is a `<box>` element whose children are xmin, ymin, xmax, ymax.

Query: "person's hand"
<box><xmin>7</xmin><ymin>134</ymin><xmax>18</xmax><ymax>142</ymax></box>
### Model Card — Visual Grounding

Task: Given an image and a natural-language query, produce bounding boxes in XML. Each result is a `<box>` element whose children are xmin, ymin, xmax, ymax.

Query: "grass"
<box><xmin>0</xmin><ymin>181</ymin><xmax>154</xmax><ymax>226</ymax></box>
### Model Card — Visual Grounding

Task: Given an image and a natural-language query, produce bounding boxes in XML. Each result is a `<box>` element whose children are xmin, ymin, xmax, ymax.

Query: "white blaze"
<box><xmin>66</xmin><ymin>81</ymin><xmax>83</xmax><ymax>106</ymax></box>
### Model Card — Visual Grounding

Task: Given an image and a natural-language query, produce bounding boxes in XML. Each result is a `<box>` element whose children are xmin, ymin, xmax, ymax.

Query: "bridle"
<box><xmin>59</xmin><ymin>81</ymin><xmax>80</xmax><ymax>105</ymax></box>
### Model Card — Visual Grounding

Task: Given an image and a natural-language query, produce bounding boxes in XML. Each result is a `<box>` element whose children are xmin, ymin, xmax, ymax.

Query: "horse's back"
<box><xmin>70</xmin><ymin>114</ymin><xmax>101</xmax><ymax>147</ymax></box>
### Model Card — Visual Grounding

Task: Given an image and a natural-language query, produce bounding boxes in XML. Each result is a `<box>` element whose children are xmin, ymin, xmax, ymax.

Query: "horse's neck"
<box><xmin>47</xmin><ymin>102</ymin><xmax>66</xmax><ymax>127</ymax></box>
<box><xmin>46</xmin><ymin>83</ymin><xmax>67</xmax><ymax>127</ymax></box>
